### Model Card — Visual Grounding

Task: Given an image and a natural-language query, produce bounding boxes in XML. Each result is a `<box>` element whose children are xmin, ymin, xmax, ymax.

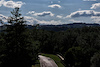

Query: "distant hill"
<box><xmin>0</xmin><ymin>23</ymin><xmax>100</xmax><ymax>32</ymax></box>
<box><xmin>38</xmin><ymin>23</ymin><xmax>100</xmax><ymax>31</ymax></box>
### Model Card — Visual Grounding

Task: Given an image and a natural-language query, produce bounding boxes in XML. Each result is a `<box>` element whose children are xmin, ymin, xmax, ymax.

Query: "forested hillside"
<box><xmin>27</xmin><ymin>26</ymin><xmax>100</xmax><ymax>67</ymax></box>
<box><xmin>0</xmin><ymin>8</ymin><xmax>100</xmax><ymax>67</ymax></box>
<box><xmin>15</xmin><ymin>26</ymin><xmax>100</xmax><ymax>67</ymax></box>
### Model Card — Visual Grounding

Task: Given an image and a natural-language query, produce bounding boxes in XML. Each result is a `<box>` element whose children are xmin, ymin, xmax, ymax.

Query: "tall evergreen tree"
<box><xmin>1</xmin><ymin>7</ymin><xmax>37</xmax><ymax>67</ymax></box>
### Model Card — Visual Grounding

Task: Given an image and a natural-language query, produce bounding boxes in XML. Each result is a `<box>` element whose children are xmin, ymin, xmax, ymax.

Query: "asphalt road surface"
<box><xmin>38</xmin><ymin>55</ymin><xmax>58</xmax><ymax>67</ymax></box>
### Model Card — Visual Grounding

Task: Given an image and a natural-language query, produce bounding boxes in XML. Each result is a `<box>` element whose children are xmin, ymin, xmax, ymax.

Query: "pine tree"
<box><xmin>1</xmin><ymin>7</ymin><xmax>37</xmax><ymax>67</ymax></box>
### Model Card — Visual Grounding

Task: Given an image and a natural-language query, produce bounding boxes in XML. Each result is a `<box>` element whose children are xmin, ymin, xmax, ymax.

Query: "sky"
<box><xmin>0</xmin><ymin>0</ymin><xmax>100</xmax><ymax>25</ymax></box>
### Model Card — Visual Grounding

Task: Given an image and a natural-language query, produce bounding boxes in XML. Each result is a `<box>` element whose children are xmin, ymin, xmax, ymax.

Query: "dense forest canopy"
<box><xmin>0</xmin><ymin>8</ymin><xmax>100</xmax><ymax>67</ymax></box>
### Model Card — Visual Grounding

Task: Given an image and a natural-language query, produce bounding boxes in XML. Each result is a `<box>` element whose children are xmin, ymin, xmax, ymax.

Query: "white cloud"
<box><xmin>27</xmin><ymin>11</ymin><xmax>54</xmax><ymax>17</ymax></box>
<box><xmin>0</xmin><ymin>0</ymin><xmax>25</xmax><ymax>8</ymax></box>
<box><xmin>27</xmin><ymin>11</ymin><xmax>35</xmax><ymax>14</ymax></box>
<box><xmin>0</xmin><ymin>14</ymin><xmax>62</xmax><ymax>25</ymax></box>
<box><xmin>34</xmin><ymin>11</ymin><xmax>54</xmax><ymax>17</ymax></box>
<box><xmin>24</xmin><ymin>16</ymin><xmax>39</xmax><ymax>25</ymax></box>
<box><xmin>66</xmin><ymin>10</ymin><xmax>100</xmax><ymax>18</ymax></box>
<box><xmin>56</xmin><ymin>15</ymin><xmax>63</xmax><ymax>18</ymax></box>
<box><xmin>0</xmin><ymin>13</ymin><xmax>61</xmax><ymax>25</ymax></box>
<box><xmin>39</xmin><ymin>20</ymin><xmax>62</xmax><ymax>25</ymax></box>
<box><xmin>0</xmin><ymin>0</ymin><xmax>4</xmax><ymax>7</ymax></box>
<box><xmin>91</xmin><ymin>3</ymin><xmax>100</xmax><ymax>9</ymax></box>
<box><xmin>24</xmin><ymin>16</ymin><xmax>62</xmax><ymax>25</ymax></box>
<box><xmin>0</xmin><ymin>14</ymin><xmax>7</xmax><ymax>22</ymax></box>
<box><xmin>69</xmin><ymin>19</ymin><xmax>83</xmax><ymax>23</ymax></box>
<box><xmin>83</xmin><ymin>0</ymin><xmax>96</xmax><ymax>1</ymax></box>
<box><xmin>91</xmin><ymin>16</ymin><xmax>100</xmax><ymax>23</ymax></box>
<box><xmin>48</xmin><ymin>4</ymin><xmax>61</xmax><ymax>8</ymax></box>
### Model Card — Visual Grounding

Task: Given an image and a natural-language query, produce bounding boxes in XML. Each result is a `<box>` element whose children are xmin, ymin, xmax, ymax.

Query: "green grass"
<box><xmin>40</xmin><ymin>53</ymin><xmax>65</xmax><ymax>67</ymax></box>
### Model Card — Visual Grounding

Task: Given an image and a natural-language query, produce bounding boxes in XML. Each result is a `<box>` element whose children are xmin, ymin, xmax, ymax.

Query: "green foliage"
<box><xmin>41</xmin><ymin>53</ymin><xmax>65</xmax><ymax>67</ymax></box>
<box><xmin>0</xmin><ymin>8</ymin><xmax>38</xmax><ymax>67</ymax></box>
<box><xmin>0</xmin><ymin>8</ymin><xmax>100</xmax><ymax>67</ymax></box>
<box><xmin>91</xmin><ymin>52</ymin><xmax>100</xmax><ymax>67</ymax></box>
<box><xmin>64</xmin><ymin>47</ymin><xmax>89</xmax><ymax>67</ymax></box>
<box><xmin>29</xmin><ymin>26</ymin><xmax>100</xmax><ymax>67</ymax></box>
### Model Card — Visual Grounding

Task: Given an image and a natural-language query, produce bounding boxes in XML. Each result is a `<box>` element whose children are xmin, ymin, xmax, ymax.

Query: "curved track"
<box><xmin>38</xmin><ymin>55</ymin><xmax>58</xmax><ymax>67</ymax></box>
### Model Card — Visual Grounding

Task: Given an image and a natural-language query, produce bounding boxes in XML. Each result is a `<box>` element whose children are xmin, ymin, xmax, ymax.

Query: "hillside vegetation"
<box><xmin>0</xmin><ymin>8</ymin><xmax>100</xmax><ymax>67</ymax></box>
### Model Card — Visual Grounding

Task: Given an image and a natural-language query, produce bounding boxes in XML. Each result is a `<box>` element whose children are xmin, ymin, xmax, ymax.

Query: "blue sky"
<box><xmin>0</xmin><ymin>0</ymin><xmax>100</xmax><ymax>25</ymax></box>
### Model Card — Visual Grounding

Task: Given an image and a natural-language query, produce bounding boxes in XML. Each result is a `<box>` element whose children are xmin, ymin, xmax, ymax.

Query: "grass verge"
<box><xmin>40</xmin><ymin>53</ymin><xmax>65</xmax><ymax>67</ymax></box>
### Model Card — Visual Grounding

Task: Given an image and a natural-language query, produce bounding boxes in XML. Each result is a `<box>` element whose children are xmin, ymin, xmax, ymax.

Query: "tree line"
<box><xmin>32</xmin><ymin>26</ymin><xmax>100</xmax><ymax>67</ymax></box>
<box><xmin>0</xmin><ymin>8</ymin><xmax>100</xmax><ymax>67</ymax></box>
